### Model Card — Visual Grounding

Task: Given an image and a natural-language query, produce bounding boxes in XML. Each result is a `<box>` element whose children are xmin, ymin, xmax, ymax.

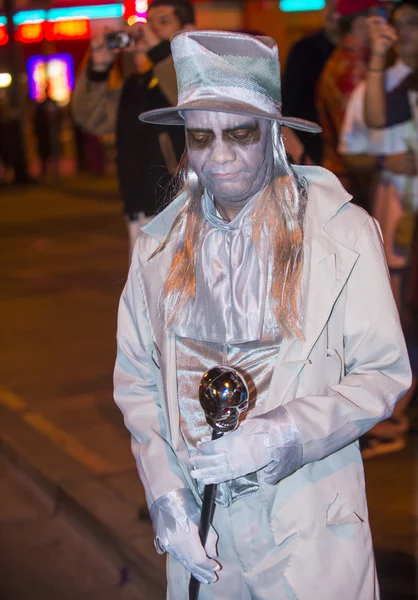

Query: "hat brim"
<box><xmin>139</xmin><ymin>99</ymin><xmax>321</xmax><ymax>134</ymax></box>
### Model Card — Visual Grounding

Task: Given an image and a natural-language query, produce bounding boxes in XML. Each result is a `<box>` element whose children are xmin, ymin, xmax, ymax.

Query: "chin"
<box><xmin>217</xmin><ymin>191</ymin><xmax>250</xmax><ymax>204</ymax></box>
<box><xmin>214</xmin><ymin>181</ymin><xmax>248</xmax><ymax>193</ymax></box>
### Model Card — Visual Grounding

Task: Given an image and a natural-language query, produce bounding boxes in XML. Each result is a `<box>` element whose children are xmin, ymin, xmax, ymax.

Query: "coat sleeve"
<box><xmin>71</xmin><ymin>69</ymin><xmax>120</xmax><ymax>136</ymax></box>
<box><xmin>284</xmin><ymin>216</ymin><xmax>412</xmax><ymax>465</ymax></box>
<box><xmin>153</xmin><ymin>54</ymin><xmax>178</xmax><ymax>107</ymax></box>
<box><xmin>114</xmin><ymin>242</ymin><xmax>189</xmax><ymax>507</ymax></box>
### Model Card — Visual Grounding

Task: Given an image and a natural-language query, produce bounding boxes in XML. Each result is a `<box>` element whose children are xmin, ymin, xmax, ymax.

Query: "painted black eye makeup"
<box><xmin>186</xmin><ymin>124</ymin><xmax>261</xmax><ymax>149</ymax></box>
<box><xmin>186</xmin><ymin>130</ymin><xmax>214</xmax><ymax>149</ymax></box>
<box><xmin>226</xmin><ymin>125</ymin><xmax>261</xmax><ymax>145</ymax></box>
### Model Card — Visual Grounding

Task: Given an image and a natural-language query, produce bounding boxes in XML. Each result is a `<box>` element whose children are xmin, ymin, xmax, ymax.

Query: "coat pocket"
<box><xmin>326</xmin><ymin>492</ymin><xmax>364</xmax><ymax>526</ymax></box>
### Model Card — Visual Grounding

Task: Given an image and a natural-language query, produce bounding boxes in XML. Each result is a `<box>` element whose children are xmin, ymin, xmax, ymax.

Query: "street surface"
<box><xmin>0</xmin><ymin>175</ymin><xmax>416</xmax><ymax>599</ymax></box>
<box><xmin>0</xmin><ymin>456</ymin><xmax>144</xmax><ymax>600</ymax></box>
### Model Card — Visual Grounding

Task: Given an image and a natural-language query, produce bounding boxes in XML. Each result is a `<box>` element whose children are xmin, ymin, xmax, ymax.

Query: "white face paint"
<box><xmin>184</xmin><ymin>111</ymin><xmax>273</xmax><ymax>220</ymax></box>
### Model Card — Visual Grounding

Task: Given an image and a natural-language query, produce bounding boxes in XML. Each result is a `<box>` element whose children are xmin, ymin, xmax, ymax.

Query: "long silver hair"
<box><xmin>151</xmin><ymin>121</ymin><xmax>307</xmax><ymax>339</ymax></box>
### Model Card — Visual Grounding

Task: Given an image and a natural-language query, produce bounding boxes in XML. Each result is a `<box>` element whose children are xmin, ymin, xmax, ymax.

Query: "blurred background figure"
<box><xmin>316</xmin><ymin>0</ymin><xmax>386</xmax><ymax>209</ymax></box>
<box><xmin>0</xmin><ymin>88</ymin><xmax>12</xmax><ymax>183</ymax></box>
<box><xmin>33</xmin><ymin>86</ymin><xmax>62</xmax><ymax>180</ymax></box>
<box><xmin>282</xmin><ymin>0</ymin><xmax>340</xmax><ymax>165</ymax></box>
<box><xmin>339</xmin><ymin>0</ymin><xmax>418</xmax><ymax>458</ymax></box>
<box><xmin>72</xmin><ymin>0</ymin><xmax>195</xmax><ymax>258</ymax></box>
<box><xmin>0</xmin><ymin>87</ymin><xmax>33</xmax><ymax>185</ymax></box>
<box><xmin>340</xmin><ymin>0</ymin><xmax>418</xmax><ymax>298</ymax></box>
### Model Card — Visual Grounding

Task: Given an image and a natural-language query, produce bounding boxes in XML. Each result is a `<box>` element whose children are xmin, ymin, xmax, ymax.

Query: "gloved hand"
<box><xmin>150</xmin><ymin>488</ymin><xmax>219</xmax><ymax>584</ymax></box>
<box><xmin>190</xmin><ymin>406</ymin><xmax>303</xmax><ymax>485</ymax></box>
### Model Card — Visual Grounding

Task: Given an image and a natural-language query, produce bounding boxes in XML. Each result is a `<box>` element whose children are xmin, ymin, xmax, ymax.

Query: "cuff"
<box><xmin>86</xmin><ymin>61</ymin><xmax>112</xmax><ymax>82</ymax></box>
<box><xmin>147</xmin><ymin>40</ymin><xmax>171</xmax><ymax>65</ymax></box>
<box><xmin>263</xmin><ymin>406</ymin><xmax>303</xmax><ymax>485</ymax></box>
<box><xmin>149</xmin><ymin>488</ymin><xmax>199</xmax><ymax>554</ymax></box>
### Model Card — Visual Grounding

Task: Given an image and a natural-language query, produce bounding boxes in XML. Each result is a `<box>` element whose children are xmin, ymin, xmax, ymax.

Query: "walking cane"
<box><xmin>189</xmin><ymin>366</ymin><xmax>249</xmax><ymax>600</ymax></box>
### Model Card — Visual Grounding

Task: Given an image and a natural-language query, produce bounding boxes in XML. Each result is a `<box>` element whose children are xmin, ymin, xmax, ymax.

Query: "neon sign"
<box><xmin>0</xmin><ymin>24</ymin><xmax>8</xmax><ymax>46</ymax></box>
<box><xmin>280</xmin><ymin>0</ymin><xmax>325</xmax><ymax>10</ymax></box>
<box><xmin>13</xmin><ymin>10</ymin><xmax>46</xmax><ymax>25</ymax></box>
<box><xmin>27</xmin><ymin>54</ymin><xmax>75</xmax><ymax>106</ymax></box>
<box><xmin>13</xmin><ymin>18</ymin><xmax>91</xmax><ymax>43</ymax></box>
<box><xmin>0</xmin><ymin>4</ymin><xmax>124</xmax><ymax>27</ymax></box>
<box><xmin>45</xmin><ymin>19</ymin><xmax>91</xmax><ymax>41</ymax></box>
<box><xmin>124</xmin><ymin>0</ymin><xmax>148</xmax><ymax>22</ymax></box>
<box><xmin>15</xmin><ymin>22</ymin><xmax>44</xmax><ymax>43</ymax></box>
<box><xmin>47</xmin><ymin>4</ymin><xmax>123</xmax><ymax>21</ymax></box>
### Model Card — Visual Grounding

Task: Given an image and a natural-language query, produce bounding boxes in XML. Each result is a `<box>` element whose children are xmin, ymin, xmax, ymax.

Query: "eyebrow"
<box><xmin>186</xmin><ymin>123</ymin><xmax>259</xmax><ymax>134</ymax></box>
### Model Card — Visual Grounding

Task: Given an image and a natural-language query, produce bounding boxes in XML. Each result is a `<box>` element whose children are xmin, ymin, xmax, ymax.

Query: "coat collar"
<box><xmin>264</xmin><ymin>168</ymin><xmax>358</xmax><ymax>411</ymax></box>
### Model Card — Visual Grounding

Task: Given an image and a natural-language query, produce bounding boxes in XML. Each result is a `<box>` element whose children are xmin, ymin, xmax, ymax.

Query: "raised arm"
<box><xmin>364</xmin><ymin>16</ymin><xmax>397</xmax><ymax>128</ymax></box>
<box><xmin>71</xmin><ymin>29</ymin><xmax>122</xmax><ymax>136</ymax></box>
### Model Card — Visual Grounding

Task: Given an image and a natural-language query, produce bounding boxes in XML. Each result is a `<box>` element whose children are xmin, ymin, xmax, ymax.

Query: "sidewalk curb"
<box><xmin>0</xmin><ymin>433</ymin><xmax>165</xmax><ymax>597</ymax></box>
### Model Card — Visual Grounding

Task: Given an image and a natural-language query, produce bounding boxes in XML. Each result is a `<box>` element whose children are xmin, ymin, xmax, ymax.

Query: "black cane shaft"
<box><xmin>189</xmin><ymin>430</ymin><xmax>223</xmax><ymax>600</ymax></box>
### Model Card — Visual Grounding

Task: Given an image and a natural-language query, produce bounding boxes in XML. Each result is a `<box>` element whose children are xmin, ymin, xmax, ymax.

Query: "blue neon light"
<box><xmin>280</xmin><ymin>0</ymin><xmax>325</xmax><ymax>11</ymax></box>
<box><xmin>3</xmin><ymin>4</ymin><xmax>124</xmax><ymax>26</ymax></box>
<box><xmin>13</xmin><ymin>10</ymin><xmax>46</xmax><ymax>25</ymax></box>
<box><xmin>48</xmin><ymin>4</ymin><xmax>123</xmax><ymax>21</ymax></box>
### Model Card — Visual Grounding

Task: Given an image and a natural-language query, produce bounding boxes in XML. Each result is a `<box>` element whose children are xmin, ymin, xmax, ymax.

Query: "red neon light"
<box><xmin>123</xmin><ymin>0</ymin><xmax>136</xmax><ymax>20</ymax></box>
<box><xmin>15</xmin><ymin>22</ymin><xmax>44</xmax><ymax>43</ymax></box>
<box><xmin>0</xmin><ymin>25</ymin><xmax>8</xmax><ymax>46</ymax></box>
<box><xmin>44</xmin><ymin>19</ymin><xmax>91</xmax><ymax>42</ymax></box>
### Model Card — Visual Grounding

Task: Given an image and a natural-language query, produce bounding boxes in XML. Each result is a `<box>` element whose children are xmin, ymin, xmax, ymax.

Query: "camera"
<box><xmin>105</xmin><ymin>31</ymin><xmax>135</xmax><ymax>50</ymax></box>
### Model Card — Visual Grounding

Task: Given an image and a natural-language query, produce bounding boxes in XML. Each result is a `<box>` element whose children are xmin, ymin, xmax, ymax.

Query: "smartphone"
<box><xmin>106</xmin><ymin>31</ymin><xmax>135</xmax><ymax>50</ymax></box>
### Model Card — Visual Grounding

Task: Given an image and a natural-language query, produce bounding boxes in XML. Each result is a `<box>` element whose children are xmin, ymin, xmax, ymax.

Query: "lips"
<box><xmin>211</xmin><ymin>172</ymin><xmax>239</xmax><ymax>180</ymax></box>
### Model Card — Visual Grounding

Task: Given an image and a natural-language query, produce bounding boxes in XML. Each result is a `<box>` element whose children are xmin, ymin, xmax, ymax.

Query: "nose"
<box><xmin>209</xmin><ymin>138</ymin><xmax>236</xmax><ymax>165</ymax></box>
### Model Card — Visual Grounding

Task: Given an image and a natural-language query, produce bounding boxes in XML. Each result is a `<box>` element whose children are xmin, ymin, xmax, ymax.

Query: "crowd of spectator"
<box><xmin>283</xmin><ymin>0</ymin><xmax>418</xmax><ymax>458</ymax></box>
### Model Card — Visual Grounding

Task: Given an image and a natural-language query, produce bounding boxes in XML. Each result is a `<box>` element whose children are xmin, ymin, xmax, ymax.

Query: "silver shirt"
<box><xmin>175</xmin><ymin>191</ymin><xmax>281</xmax><ymax>506</ymax></box>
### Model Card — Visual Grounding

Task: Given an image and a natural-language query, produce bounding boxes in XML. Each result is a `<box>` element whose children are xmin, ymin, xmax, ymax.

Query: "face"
<box><xmin>392</xmin><ymin>5</ymin><xmax>418</xmax><ymax>60</ymax></box>
<box><xmin>184</xmin><ymin>111</ymin><xmax>273</xmax><ymax>215</ymax></box>
<box><xmin>147</xmin><ymin>5</ymin><xmax>182</xmax><ymax>41</ymax></box>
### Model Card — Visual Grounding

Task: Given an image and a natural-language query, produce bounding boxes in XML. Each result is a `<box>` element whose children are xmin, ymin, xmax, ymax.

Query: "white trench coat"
<box><xmin>114</xmin><ymin>165</ymin><xmax>411</xmax><ymax>600</ymax></box>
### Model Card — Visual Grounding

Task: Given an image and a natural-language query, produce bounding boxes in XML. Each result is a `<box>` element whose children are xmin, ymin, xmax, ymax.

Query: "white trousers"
<box><xmin>166</xmin><ymin>492</ymin><xmax>297</xmax><ymax>600</ymax></box>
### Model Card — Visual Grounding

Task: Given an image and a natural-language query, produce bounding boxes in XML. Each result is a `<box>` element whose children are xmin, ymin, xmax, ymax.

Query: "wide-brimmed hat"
<box><xmin>139</xmin><ymin>30</ymin><xmax>321</xmax><ymax>133</ymax></box>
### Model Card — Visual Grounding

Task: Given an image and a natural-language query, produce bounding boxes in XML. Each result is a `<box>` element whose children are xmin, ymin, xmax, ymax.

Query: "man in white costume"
<box><xmin>114</xmin><ymin>30</ymin><xmax>411</xmax><ymax>600</ymax></box>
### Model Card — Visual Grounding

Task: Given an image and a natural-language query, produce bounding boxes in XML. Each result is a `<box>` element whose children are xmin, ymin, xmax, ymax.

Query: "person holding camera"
<box><xmin>339</xmin><ymin>0</ymin><xmax>418</xmax><ymax>458</ymax></box>
<box><xmin>72</xmin><ymin>0</ymin><xmax>195</xmax><ymax>256</ymax></box>
<box><xmin>316</xmin><ymin>0</ymin><xmax>387</xmax><ymax>208</ymax></box>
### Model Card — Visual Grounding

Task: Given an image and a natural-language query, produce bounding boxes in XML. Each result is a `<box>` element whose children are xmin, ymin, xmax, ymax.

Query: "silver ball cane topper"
<box><xmin>199</xmin><ymin>367</ymin><xmax>249</xmax><ymax>434</ymax></box>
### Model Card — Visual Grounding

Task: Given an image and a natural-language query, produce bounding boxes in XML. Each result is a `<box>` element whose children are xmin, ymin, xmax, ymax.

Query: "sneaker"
<box><xmin>360</xmin><ymin>435</ymin><xmax>406</xmax><ymax>460</ymax></box>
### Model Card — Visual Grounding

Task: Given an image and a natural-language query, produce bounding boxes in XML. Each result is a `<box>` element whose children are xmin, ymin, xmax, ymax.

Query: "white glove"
<box><xmin>190</xmin><ymin>406</ymin><xmax>303</xmax><ymax>485</ymax></box>
<box><xmin>150</xmin><ymin>488</ymin><xmax>219</xmax><ymax>584</ymax></box>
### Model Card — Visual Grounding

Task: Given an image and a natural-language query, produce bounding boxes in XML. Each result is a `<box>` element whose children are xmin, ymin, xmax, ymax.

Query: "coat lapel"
<box><xmin>139</xmin><ymin>240</ymin><xmax>183</xmax><ymax>449</ymax></box>
<box><xmin>265</xmin><ymin>168</ymin><xmax>359</xmax><ymax>411</ymax></box>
